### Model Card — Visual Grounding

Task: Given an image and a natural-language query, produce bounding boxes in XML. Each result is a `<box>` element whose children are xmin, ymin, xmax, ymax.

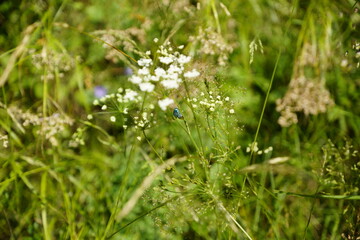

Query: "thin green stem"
<box><xmin>249</xmin><ymin>0</ymin><xmax>298</xmax><ymax>164</ymax></box>
<box><xmin>142</xmin><ymin>129</ymin><xmax>164</xmax><ymax>163</ymax></box>
<box><xmin>249</xmin><ymin>49</ymin><xmax>281</xmax><ymax>164</ymax></box>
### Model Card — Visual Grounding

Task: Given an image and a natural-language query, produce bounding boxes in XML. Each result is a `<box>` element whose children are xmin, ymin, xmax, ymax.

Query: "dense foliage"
<box><xmin>0</xmin><ymin>0</ymin><xmax>359</xmax><ymax>239</ymax></box>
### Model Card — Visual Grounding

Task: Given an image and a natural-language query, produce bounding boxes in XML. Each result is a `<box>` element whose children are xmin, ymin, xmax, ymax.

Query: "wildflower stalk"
<box><xmin>250</xmin><ymin>50</ymin><xmax>280</xmax><ymax>164</ymax></box>
<box><xmin>206</xmin><ymin>114</ymin><xmax>215</xmax><ymax>139</ymax></box>
<box><xmin>250</xmin><ymin>0</ymin><xmax>298</xmax><ymax>164</ymax></box>
<box><xmin>208</xmin><ymin>190</ymin><xmax>252</xmax><ymax>240</ymax></box>
<box><xmin>42</xmin><ymin>68</ymin><xmax>48</xmax><ymax>118</ymax></box>
<box><xmin>183</xmin><ymin>79</ymin><xmax>205</xmax><ymax>155</ymax></box>
<box><xmin>142</xmin><ymin>129</ymin><xmax>164</xmax><ymax>163</ymax></box>
<box><xmin>211</xmin><ymin>0</ymin><xmax>221</xmax><ymax>34</ymax></box>
<box><xmin>140</xmin><ymin>92</ymin><xmax>148</xmax><ymax>112</ymax></box>
<box><xmin>204</xmin><ymin>114</ymin><xmax>226</xmax><ymax>155</ymax></box>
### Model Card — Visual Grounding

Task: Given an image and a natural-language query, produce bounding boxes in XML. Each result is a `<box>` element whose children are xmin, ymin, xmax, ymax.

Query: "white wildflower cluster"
<box><xmin>92</xmin><ymin>85</ymin><xmax>157</xmax><ymax>129</ymax></box>
<box><xmin>158</xmin><ymin>98</ymin><xmax>174</xmax><ymax>111</ymax></box>
<box><xmin>90</xmin><ymin>42</ymin><xmax>201</xmax><ymax>132</ymax></box>
<box><xmin>189</xmin><ymin>27</ymin><xmax>234</xmax><ymax>66</ymax></box>
<box><xmin>8</xmin><ymin>106</ymin><xmax>73</xmax><ymax>146</ymax></box>
<box><xmin>29</xmin><ymin>48</ymin><xmax>76</xmax><ymax>80</ymax></box>
<box><xmin>0</xmin><ymin>134</ymin><xmax>8</xmax><ymax>148</ymax></box>
<box><xmin>93</xmin><ymin>87</ymin><xmax>142</xmax><ymax>115</ymax></box>
<box><xmin>188</xmin><ymin>92</ymin><xmax>235</xmax><ymax>114</ymax></box>
<box><xmin>69</xmin><ymin>127</ymin><xmax>85</xmax><ymax>148</ymax></box>
<box><xmin>128</xmin><ymin>41</ymin><xmax>200</xmax><ymax>111</ymax></box>
<box><xmin>133</xmin><ymin>111</ymin><xmax>155</xmax><ymax>129</ymax></box>
<box><xmin>246</xmin><ymin>142</ymin><xmax>273</xmax><ymax>155</ymax></box>
<box><xmin>38</xmin><ymin>114</ymin><xmax>74</xmax><ymax>146</ymax></box>
<box><xmin>276</xmin><ymin>75</ymin><xmax>334</xmax><ymax>127</ymax></box>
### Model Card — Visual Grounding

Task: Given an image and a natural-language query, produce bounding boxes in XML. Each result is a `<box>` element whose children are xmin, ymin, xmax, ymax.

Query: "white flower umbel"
<box><xmin>124</xmin><ymin>89</ymin><xmax>139</xmax><ymax>101</ymax></box>
<box><xmin>168</xmin><ymin>64</ymin><xmax>183</xmax><ymax>74</ymax></box>
<box><xmin>184</xmin><ymin>69</ymin><xmax>200</xmax><ymax>78</ymax></box>
<box><xmin>138</xmin><ymin>67</ymin><xmax>150</xmax><ymax>75</ymax></box>
<box><xmin>150</xmin><ymin>75</ymin><xmax>160</xmax><ymax>81</ymax></box>
<box><xmin>139</xmin><ymin>82</ymin><xmax>155</xmax><ymax>92</ymax></box>
<box><xmin>161</xmin><ymin>79</ymin><xmax>179</xmax><ymax>89</ymax></box>
<box><xmin>128</xmin><ymin>42</ymin><xmax>200</xmax><ymax>98</ymax></box>
<box><xmin>178</xmin><ymin>54</ymin><xmax>191</xmax><ymax>64</ymax></box>
<box><xmin>129</xmin><ymin>75</ymin><xmax>142</xmax><ymax>84</ymax></box>
<box><xmin>138</xmin><ymin>58</ymin><xmax>152</xmax><ymax>67</ymax></box>
<box><xmin>158</xmin><ymin>98</ymin><xmax>174</xmax><ymax>111</ymax></box>
<box><xmin>159</xmin><ymin>56</ymin><xmax>174</xmax><ymax>65</ymax></box>
<box><xmin>155</xmin><ymin>67</ymin><xmax>166</xmax><ymax>77</ymax></box>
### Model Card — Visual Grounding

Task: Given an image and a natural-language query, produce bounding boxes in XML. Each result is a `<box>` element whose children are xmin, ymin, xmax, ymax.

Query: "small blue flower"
<box><xmin>173</xmin><ymin>108</ymin><xmax>184</xmax><ymax>119</ymax></box>
<box><xmin>94</xmin><ymin>86</ymin><xmax>107</xmax><ymax>98</ymax></box>
<box><xmin>124</xmin><ymin>67</ymin><xmax>133</xmax><ymax>76</ymax></box>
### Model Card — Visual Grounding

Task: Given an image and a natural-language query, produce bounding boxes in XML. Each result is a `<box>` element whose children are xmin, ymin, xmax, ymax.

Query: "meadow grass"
<box><xmin>0</xmin><ymin>0</ymin><xmax>359</xmax><ymax>239</ymax></box>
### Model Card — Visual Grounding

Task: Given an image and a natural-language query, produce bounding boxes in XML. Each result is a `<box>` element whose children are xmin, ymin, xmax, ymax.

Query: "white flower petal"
<box><xmin>158</xmin><ymin>98</ymin><xmax>174</xmax><ymax>111</ymax></box>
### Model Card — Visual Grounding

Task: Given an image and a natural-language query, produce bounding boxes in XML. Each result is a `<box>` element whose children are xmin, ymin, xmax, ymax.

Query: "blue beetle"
<box><xmin>173</xmin><ymin>108</ymin><xmax>184</xmax><ymax>119</ymax></box>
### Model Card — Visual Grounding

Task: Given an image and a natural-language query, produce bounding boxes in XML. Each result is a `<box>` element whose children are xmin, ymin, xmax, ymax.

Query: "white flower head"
<box><xmin>138</xmin><ymin>58</ymin><xmax>152</xmax><ymax>67</ymax></box>
<box><xmin>129</xmin><ymin>75</ymin><xmax>142</xmax><ymax>84</ymax></box>
<box><xmin>124</xmin><ymin>89</ymin><xmax>139</xmax><ymax>101</ymax></box>
<box><xmin>159</xmin><ymin>56</ymin><xmax>174</xmax><ymax>65</ymax></box>
<box><xmin>138</xmin><ymin>67</ymin><xmax>150</xmax><ymax>75</ymax></box>
<box><xmin>178</xmin><ymin>54</ymin><xmax>191</xmax><ymax>64</ymax></box>
<box><xmin>150</xmin><ymin>75</ymin><xmax>160</xmax><ymax>81</ymax></box>
<box><xmin>139</xmin><ymin>82</ymin><xmax>155</xmax><ymax>92</ymax></box>
<box><xmin>184</xmin><ymin>69</ymin><xmax>200</xmax><ymax>78</ymax></box>
<box><xmin>110</xmin><ymin>116</ymin><xmax>116</xmax><ymax>122</ymax></box>
<box><xmin>168</xmin><ymin>64</ymin><xmax>182</xmax><ymax>74</ymax></box>
<box><xmin>155</xmin><ymin>67</ymin><xmax>166</xmax><ymax>77</ymax></box>
<box><xmin>161</xmin><ymin>79</ymin><xmax>180</xmax><ymax>89</ymax></box>
<box><xmin>158</xmin><ymin>98</ymin><xmax>174</xmax><ymax>111</ymax></box>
